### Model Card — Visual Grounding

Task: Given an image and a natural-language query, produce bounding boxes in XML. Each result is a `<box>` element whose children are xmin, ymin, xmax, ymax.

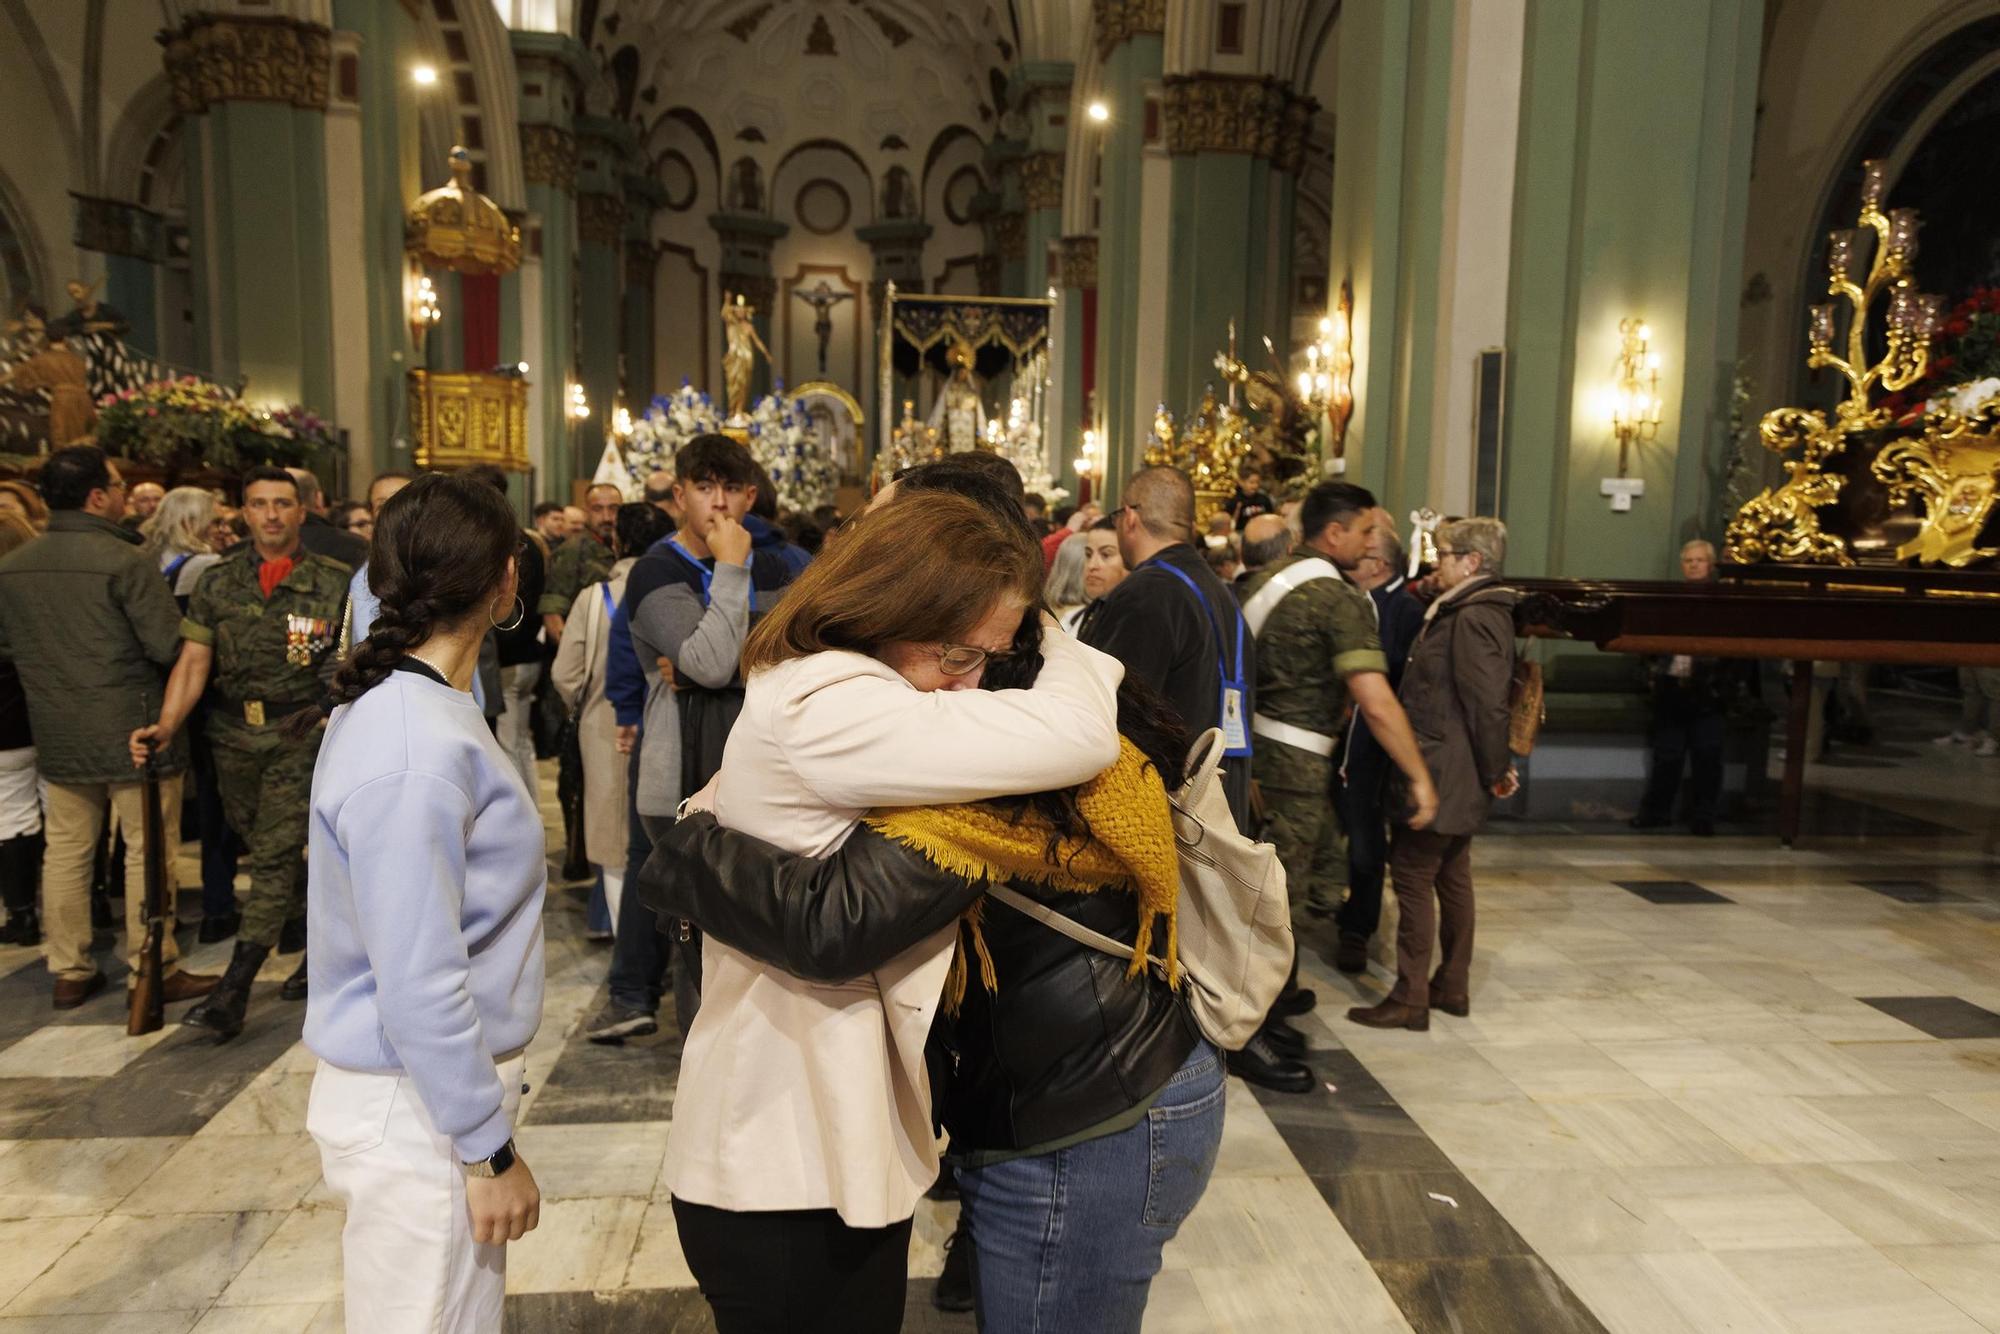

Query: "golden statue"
<box><xmin>0</xmin><ymin>308</ymin><xmax>96</xmax><ymax>448</ymax></box>
<box><xmin>721</xmin><ymin>294</ymin><xmax>771</xmax><ymax>420</ymax></box>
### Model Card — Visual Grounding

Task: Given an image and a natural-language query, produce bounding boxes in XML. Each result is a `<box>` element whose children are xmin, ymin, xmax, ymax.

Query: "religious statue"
<box><xmin>792</xmin><ymin>280</ymin><xmax>854</xmax><ymax>376</ymax></box>
<box><xmin>0</xmin><ymin>307</ymin><xmax>97</xmax><ymax>449</ymax></box>
<box><xmin>881</xmin><ymin>167</ymin><xmax>914</xmax><ymax>221</ymax></box>
<box><xmin>926</xmin><ymin>338</ymin><xmax>986</xmax><ymax>452</ymax></box>
<box><xmin>51</xmin><ymin>278</ymin><xmax>128</xmax><ymax>341</ymax></box>
<box><xmin>729</xmin><ymin>158</ymin><xmax>764</xmax><ymax>214</ymax></box>
<box><xmin>720</xmin><ymin>294</ymin><xmax>771</xmax><ymax>420</ymax></box>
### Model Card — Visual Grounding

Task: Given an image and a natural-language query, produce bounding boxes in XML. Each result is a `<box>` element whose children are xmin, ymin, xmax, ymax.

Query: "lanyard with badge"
<box><xmin>667</xmin><ymin>539</ymin><xmax>713</xmax><ymax>604</ymax></box>
<box><xmin>1154</xmin><ymin>561</ymin><xmax>1252</xmax><ymax>758</ymax></box>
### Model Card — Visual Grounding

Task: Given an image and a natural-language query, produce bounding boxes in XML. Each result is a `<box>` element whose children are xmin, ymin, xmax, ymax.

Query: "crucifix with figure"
<box><xmin>793</xmin><ymin>280</ymin><xmax>854</xmax><ymax>377</ymax></box>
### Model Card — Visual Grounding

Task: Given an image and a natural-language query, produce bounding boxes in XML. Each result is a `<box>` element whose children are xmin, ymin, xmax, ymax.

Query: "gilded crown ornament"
<box><xmin>405</xmin><ymin>147</ymin><xmax>522</xmax><ymax>276</ymax></box>
<box><xmin>1147</xmin><ymin>385</ymin><xmax>1248</xmax><ymax>531</ymax></box>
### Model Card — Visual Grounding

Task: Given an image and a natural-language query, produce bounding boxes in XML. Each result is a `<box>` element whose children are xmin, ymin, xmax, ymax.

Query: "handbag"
<box><xmin>1508</xmin><ymin>657</ymin><xmax>1545</xmax><ymax>756</ymax></box>
<box><xmin>986</xmin><ymin>727</ymin><xmax>1294</xmax><ymax>1052</ymax></box>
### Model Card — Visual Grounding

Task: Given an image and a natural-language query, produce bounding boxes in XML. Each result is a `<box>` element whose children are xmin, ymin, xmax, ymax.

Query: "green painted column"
<box><xmin>1054</xmin><ymin>235</ymin><xmax>1097</xmax><ymax>502</ymax></box>
<box><xmin>1502</xmin><ymin>0</ymin><xmax>1762</xmax><ymax>578</ymax></box>
<box><xmin>622</xmin><ymin>173</ymin><xmax>666</xmax><ymax>411</ymax></box>
<box><xmin>1092</xmin><ymin>29</ymin><xmax>1164</xmax><ymax>499</ymax></box>
<box><xmin>1012</xmin><ymin>62</ymin><xmax>1073</xmax><ymax>295</ymax></box>
<box><xmin>575</xmin><ymin>117</ymin><xmax>634</xmax><ymax>485</ymax></box>
<box><xmin>166</xmin><ymin>14</ymin><xmax>335</xmax><ymax>415</ymax></box>
<box><xmin>1325</xmin><ymin>0</ymin><xmax>1454</xmax><ymax>514</ymax></box>
<box><xmin>512</xmin><ymin>31</ymin><xmax>589</xmax><ymax>503</ymax></box>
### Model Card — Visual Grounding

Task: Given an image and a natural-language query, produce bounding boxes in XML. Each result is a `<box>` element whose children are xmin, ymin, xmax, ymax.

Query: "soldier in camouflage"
<box><xmin>1233</xmin><ymin>481</ymin><xmax>1436</xmax><ymax>1090</ymax></box>
<box><xmin>132</xmin><ymin>466</ymin><xmax>351</xmax><ymax>1042</ymax></box>
<box><xmin>541</xmin><ymin>483</ymin><xmax>624</xmax><ymax>644</ymax></box>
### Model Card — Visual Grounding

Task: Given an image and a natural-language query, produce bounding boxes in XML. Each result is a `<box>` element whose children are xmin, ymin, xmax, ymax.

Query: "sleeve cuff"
<box><xmin>1334</xmin><ymin>648</ymin><xmax>1388</xmax><ymax>679</ymax></box>
<box><xmin>452</xmin><ymin>1099</ymin><xmax>514</xmax><ymax>1163</ymax></box>
<box><xmin>178</xmin><ymin>617</ymin><xmax>214</xmax><ymax>647</ymax></box>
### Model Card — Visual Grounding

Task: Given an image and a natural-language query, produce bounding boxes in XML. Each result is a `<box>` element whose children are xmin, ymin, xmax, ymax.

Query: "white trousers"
<box><xmin>496</xmin><ymin>663</ymin><xmax>541</xmax><ymax>799</ymax></box>
<box><xmin>308</xmin><ymin>1056</ymin><xmax>526</xmax><ymax>1334</ymax></box>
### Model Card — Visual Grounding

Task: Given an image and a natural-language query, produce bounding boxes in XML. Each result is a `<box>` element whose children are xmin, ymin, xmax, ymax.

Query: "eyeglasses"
<box><xmin>934</xmin><ymin>643</ymin><xmax>1016</xmax><ymax>676</ymax></box>
<box><xmin>1435</xmin><ymin>547</ymin><xmax>1463</xmax><ymax>559</ymax></box>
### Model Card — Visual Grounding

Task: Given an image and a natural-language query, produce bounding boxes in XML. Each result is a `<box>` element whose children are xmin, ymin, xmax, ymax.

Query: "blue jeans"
<box><xmin>955</xmin><ymin>1041</ymin><xmax>1225</xmax><ymax>1334</ymax></box>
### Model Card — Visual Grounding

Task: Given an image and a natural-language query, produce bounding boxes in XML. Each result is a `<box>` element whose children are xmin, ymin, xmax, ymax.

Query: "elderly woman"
<box><xmin>1044</xmin><ymin>530</ymin><xmax>1088</xmax><ymax>627</ymax></box>
<box><xmin>1349</xmin><ymin>517</ymin><xmax>1517</xmax><ymax>1031</ymax></box>
<box><xmin>140</xmin><ymin>486</ymin><xmax>223</xmax><ymax>609</ymax></box>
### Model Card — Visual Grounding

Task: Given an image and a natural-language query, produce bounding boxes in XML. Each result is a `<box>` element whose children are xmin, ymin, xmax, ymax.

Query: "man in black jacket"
<box><xmin>1081</xmin><ymin>465</ymin><xmax>1254</xmax><ymax>831</ymax></box>
<box><xmin>285</xmin><ymin>468</ymin><xmax>368</xmax><ymax>568</ymax></box>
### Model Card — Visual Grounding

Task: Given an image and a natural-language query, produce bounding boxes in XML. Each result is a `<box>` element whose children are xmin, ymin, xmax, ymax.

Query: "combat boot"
<box><xmin>183</xmin><ymin>939</ymin><xmax>269</xmax><ymax>1042</ymax></box>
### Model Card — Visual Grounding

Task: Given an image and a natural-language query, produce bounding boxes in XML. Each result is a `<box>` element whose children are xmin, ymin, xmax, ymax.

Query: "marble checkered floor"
<box><xmin>2</xmin><ymin>699</ymin><xmax>2000</xmax><ymax>1332</ymax></box>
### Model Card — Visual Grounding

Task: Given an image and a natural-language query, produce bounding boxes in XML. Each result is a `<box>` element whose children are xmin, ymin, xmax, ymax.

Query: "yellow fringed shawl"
<box><xmin>864</xmin><ymin>737</ymin><xmax>1181</xmax><ymax>1010</ymax></box>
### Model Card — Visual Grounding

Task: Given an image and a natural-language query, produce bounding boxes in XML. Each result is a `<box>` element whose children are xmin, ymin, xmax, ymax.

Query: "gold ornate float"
<box><xmin>408</xmin><ymin>370</ymin><xmax>528</xmax><ymax>472</ymax></box>
<box><xmin>1726</xmin><ymin>159</ymin><xmax>2000</xmax><ymax>568</ymax></box>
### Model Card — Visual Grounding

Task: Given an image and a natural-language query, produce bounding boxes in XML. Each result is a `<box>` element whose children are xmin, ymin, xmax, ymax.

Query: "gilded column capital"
<box><xmin>161</xmin><ymin>14</ymin><xmax>330</xmax><ymax>114</ymax></box>
<box><xmin>578</xmin><ymin>190</ymin><xmax>626</xmax><ymax>248</ymax></box>
<box><xmin>1276</xmin><ymin>93</ymin><xmax>1318</xmax><ymax>176</ymax></box>
<box><xmin>1092</xmin><ymin>0</ymin><xmax>1166</xmax><ymax>62</ymax></box>
<box><xmin>993</xmin><ymin>212</ymin><xmax>1026</xmax><ymax>262</ymax></box>
<box><xmin>520</xmin><ymin>124</ymin><xmax>578</xmax><ymax>195</ymax></box>
<box><xmin>1019</xmin><ymin>152</ymin><xmax>1065</xmax><ymax>212</ymax></box>
<box><xmin>1056</xmin><ymin>235</ymin><xmax>1098</xmax><ymax>290</ymax></box>
<box><xmin>1162</xmin><ymin>75</ymin><xmax>1317</xmax><ymax>170</ymax></box>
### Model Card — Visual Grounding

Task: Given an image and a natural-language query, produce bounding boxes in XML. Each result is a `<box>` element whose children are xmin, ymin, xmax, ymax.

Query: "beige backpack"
<box><xmin>987</xmin><ymin>728</ymin><xmax>1295</xmax><ymax>1052</ymax></box>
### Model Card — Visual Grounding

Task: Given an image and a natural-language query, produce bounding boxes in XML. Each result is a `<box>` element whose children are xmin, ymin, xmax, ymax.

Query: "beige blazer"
<box><xmin>548</xmin><ymin>558</ymin><xmax>634</xmax><ymax>870</ymax></box>
<box><xmin>660</xmin><ymin>623</ymin><xmax>1125</xmax><ymax>1227</ymax></box>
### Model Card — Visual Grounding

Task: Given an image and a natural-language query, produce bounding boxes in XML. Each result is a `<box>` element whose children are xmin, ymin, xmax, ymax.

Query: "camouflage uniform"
<box><xmin>539</xmin><ymin>528</ymin><xmax>615</xmax><ymax>619</ymax></box>
<box><xmin>1239</xmin><ymin>552</ymin><xmax>1387</xmax><ymax>919</ymax></box>
<box><xmin>180</xmin><ymin>550</ymin><xmax>351</xmax><ymax>948</ymax></box>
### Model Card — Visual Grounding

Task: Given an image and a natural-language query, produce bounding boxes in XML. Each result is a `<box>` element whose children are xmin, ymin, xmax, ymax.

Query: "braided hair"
<box><xmin>325</xmin><ymin>471</ymin><xmax>520</xmax><ymax>713</ymax></box>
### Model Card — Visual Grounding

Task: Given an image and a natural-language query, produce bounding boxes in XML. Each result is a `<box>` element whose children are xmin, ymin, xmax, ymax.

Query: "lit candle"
<box><xmin>1808</xmin><ymin>305</ymin><xmax>1835</xmax><ymax>349</ymax></box>
<box><xmin>1887</xmin><ymin>209</ymin><xmax>1920</xmax><ymax>260</ymax></box>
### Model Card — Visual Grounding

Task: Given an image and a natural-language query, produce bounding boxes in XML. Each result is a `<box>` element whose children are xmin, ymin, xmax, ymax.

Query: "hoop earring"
<box><xmin>490</xmin><ymin>594</ymin><xmax>525</xmax><ymax>632</ymax></box>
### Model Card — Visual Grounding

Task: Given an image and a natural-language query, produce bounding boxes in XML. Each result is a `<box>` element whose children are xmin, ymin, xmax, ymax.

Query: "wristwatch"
<box><xmin>461</xmin><ymin>1138</ymin><xmax>518</xmax><ymax>1179</ymax></box>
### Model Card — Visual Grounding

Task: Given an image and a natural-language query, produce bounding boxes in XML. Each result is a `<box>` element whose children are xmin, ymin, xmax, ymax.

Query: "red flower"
<box><xmin>1944</xmin><ymin>318</ymin><xmax>1971</xmax><ymax>338</ymax></box>
<box><xmin>1932</xmin><ymin>355</ymin><xmax>1956</xmax><ymax>371</ymax></box>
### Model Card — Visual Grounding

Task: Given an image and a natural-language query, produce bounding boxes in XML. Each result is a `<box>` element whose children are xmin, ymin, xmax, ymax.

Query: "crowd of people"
<box><xmin>0</xmin><ymin>436</ymin><xmax>1563</xmax><ymax>1334</ymax></box>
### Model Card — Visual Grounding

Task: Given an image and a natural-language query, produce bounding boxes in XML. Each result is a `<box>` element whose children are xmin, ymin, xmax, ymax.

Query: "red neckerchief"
<box><xmin>257</xmin><ymin>554</ymin><xmax>296</xmax><ymax>599</ymax></box>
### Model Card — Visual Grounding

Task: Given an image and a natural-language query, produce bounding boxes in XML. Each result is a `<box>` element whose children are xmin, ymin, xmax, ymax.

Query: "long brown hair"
<box><xmin>742</xmin><ymin>490</ymin><xmax>1041</xmax><ymax>674</ymax></box>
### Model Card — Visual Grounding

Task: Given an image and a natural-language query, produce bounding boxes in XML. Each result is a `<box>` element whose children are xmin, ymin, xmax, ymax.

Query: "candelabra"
<box><xmin>1609</xmin><ymin>318</ymin><xmax>1662</xmax><ymax>478</ymax></box>
<box><xmin>1727</xmin><ymin>158</ymin><xmax>1947</xmax><ymax>565</ymax></box>
<box><xmin>1147</xmin><ymin>386</ymin><xmax>1249</xmax><ymax>530</ymax></box>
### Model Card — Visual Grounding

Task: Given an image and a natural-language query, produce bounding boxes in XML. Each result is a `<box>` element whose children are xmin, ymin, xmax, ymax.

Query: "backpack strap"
<box><xmin>1241</xmin><ymin>555</ymin><xmax>1338</xmax><ymax>638</ymax></box>
<box><xmin>986</xmin><ymin>883</ymin><xmax>1169</xmax><ymax>977</ymax></box>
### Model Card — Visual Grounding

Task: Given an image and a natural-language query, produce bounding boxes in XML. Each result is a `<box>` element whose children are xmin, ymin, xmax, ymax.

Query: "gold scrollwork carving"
<box><xmin>1093</xmin><ymin>0</ymin><xmax>1166</xmax><ymax>61</ymax></box>
<box><xmin>993</xmin><ymin>212</ymin><xmax>1026</xmax><ymax>262</ymax></box>
<box><xmin>578</xmin><ymin>191</ymin><xmax>626</xmax><ymax>248</ymax></box>
<box><xmin>1160</xmin><ymin>76</ymin><xmax>1316</xmax><ymax>171</ymax></box>
<box><xmin>162</xmin><ymin>15</ymin><xmax>331</xmax><ymax>114</ymax></box>
<box><xmin>408</xmin><ymin>371</ymin><xmax>529</xmax><ymax>473</ymax></box>
<box><xmin>520</xmin><ymin>124</ymin><xmax>578</xmax><ymax>194</ymax></box>
<box><xmin>1872</xmin><ymin>400</ymin><xmax>2000</xmax><ymax>567</ymax></box>
<box><xmin>1019</xmin><ymin>153</ymin><xmax>1064</xmax><ymax>211</ymax></box>
<box><xmin>1056</xmin><ymin>236</ymin><xmax>1097</xmax><ymax>290</ymax></box>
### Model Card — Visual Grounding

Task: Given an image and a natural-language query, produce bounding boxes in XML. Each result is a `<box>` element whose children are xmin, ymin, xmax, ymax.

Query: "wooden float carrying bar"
<box><xmin>1509</xmin><ymin>565</ymin><xmax>2000</xmax><ymax>845</ymax></box>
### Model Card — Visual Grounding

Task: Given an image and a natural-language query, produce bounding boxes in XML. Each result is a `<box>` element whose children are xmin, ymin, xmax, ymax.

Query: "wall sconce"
<box><xmin>410</xmin><ymin>274</ymin><xmax>442</xmax><ymax>346</ymax></box>
<box><xmin>412</xmin><ymin>64</ymin><xmax>438</xmax><ymax>88</ymax></box>
<box><xmin>1600</xmin><ymin>317</ymin><xmax>1662</xmax><ymax>511</ymax></box>
<box><xmin>1087</xmin><ymin>101</ymin><xmax>1110</xmax><ymax>124</ymax></box>
<box><xmin>1297</xmin><ymin>280</ymin><xmax>1355</xmax><ymax>465</ymax></box>
<box><xmin>1073</xmin><ymin>423</ymin><xmax>1101</xmax><ymax>505</ymax></box>
<box><xmin>567</xmin><ymin>382</ymin><xmax>590</xmax><ymax>421</ymax></box>
<box><xmin>612</xmin><ymin>405</ymin><xmax>632</xmax><ymax>438</ymax></box>
<box><xmin>1609</xmin><ymin>317</ymin><xmax>1662</xmax><ymax>476</ymax></box>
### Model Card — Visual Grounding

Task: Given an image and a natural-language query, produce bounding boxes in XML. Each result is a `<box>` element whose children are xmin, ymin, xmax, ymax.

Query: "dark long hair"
<box><xmin>325</xmin><ymin>472</ymin><xmax>519</xmax><ymax>713</ymax></box>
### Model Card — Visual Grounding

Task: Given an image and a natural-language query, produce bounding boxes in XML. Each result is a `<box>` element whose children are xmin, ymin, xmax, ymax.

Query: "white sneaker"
<box><xmin>1934</xmin><ymin>730</ymin><xmax>1977</xmax><ymax>748</ymax></box>
<box><xmin>1977</xmin><ymin>736</ymin><xmax>1999</xmax><ymax>757</ymax></box>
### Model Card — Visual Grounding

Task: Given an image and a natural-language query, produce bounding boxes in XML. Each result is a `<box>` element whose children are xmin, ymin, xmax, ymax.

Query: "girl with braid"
<box><xmin>300</xmin><ymin>472</ymin><xmax>545</xmax><ymax>1333</ymax></box>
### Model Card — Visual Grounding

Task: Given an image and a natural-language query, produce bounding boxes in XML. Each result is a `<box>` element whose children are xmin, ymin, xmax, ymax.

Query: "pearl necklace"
<box><xmin>405</xmin><ymin>650</ymin><xmax>459</xmax><ymax>685</ymax></box>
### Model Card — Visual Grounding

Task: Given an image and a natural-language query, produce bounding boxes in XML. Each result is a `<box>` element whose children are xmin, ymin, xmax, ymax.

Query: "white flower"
<box><xmin>1940</xmin><ymin>376</ymin><xmax>2000</xmax><ymax>418</ymax></box>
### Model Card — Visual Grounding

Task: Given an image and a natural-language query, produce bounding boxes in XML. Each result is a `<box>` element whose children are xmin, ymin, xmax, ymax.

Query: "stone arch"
<box><xmin>0</xmin><ymin>169</ymin><xmax>49</xmax><ymax>315</ymax></box>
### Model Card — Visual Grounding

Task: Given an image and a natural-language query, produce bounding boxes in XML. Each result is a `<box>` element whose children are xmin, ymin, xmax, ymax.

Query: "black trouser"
<box><xmin>608</xmin><ymin>743</ymin><xmax>665</xmax><ymax>1013</ymax></box>
<box><xmin>188</xmin><ymin>706</ymin><xmax>242</xmax><ymax>920</ymax></box>
<box><xmin>1336</xmin><ymin>739</ymin><xmax>1392</xmax><ymax>941</ymax></box>
<box><xmin>1638</xmin><ymin>693</ymin><xmax>1725</xmax><ymax>826</ymax></box>
<box><xmin>672</xmin><ymin>1197</ymin><xmax>914</xmax><ymax>1334</ymax></box>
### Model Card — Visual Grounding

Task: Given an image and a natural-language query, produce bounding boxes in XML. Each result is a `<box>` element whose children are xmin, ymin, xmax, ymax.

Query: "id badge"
<box><xmin>1220</xmin><ymin>686</ymin><xmax>1250</xmax><ymax>751</ymax></box>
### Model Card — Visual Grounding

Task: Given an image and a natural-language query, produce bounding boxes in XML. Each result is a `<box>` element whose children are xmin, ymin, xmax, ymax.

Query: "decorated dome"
<box><xmin>405</xmin><ymin>146</ymin><xmax>520</xmax><ymax>276</ymax></box>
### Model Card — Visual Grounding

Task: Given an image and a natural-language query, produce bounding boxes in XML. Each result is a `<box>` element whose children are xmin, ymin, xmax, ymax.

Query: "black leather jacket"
<box><xmin>642</xmin><ymin>814</ymin><xmax>1199</xmax><ymax>1154</ymax></box>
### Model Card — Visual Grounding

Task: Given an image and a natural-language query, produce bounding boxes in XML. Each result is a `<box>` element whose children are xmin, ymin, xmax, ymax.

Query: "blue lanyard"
<box><xmin>1153</xmin><ymin>560</ymin><xmax>1246</xmax><ymax>689</ymax></box>
<box><xmin>599</xmin><ymin>582</ymin><xmax>615</xmax><ymax>618</ymax></box>
<box><xmin>1152</xmin><ymin>559</ymin><xmax>1251</xmax><ymax>757</ymax></box>
<box><xmin>667</xmin><ymin>539</ymin><xmax>713</xmax><ymax>604</ymax></box>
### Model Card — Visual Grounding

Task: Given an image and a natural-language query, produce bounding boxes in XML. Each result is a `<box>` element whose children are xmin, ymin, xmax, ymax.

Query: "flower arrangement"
<box><xmin>95</xmin><ymin>376</ymin><xmax>328</xmax><ymax>470</ymax></box>
<box><xmin>1878</xmin><ymin>287</ymin><xmax>2000</xmax><ymax>424</ymax></box>
<box><xmin>607</xmin><ymin>378</ymin><xmax>836</xmax><ymax>513</ymax></box>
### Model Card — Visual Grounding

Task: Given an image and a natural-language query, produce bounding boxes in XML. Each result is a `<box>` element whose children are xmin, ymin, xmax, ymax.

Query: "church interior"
<box><xmin>4</xmin><ymin>1</ymin><xmax>2000</xmax><ymax>1331</ymax></box>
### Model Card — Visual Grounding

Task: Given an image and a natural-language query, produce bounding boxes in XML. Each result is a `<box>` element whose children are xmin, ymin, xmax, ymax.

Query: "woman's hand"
<box><xmin>1491</xmin><ymin>767</ymin><xmax>1520</xmax><ymax>799</ymax></box>
<box><xmin>615</xmin><ymin>724</ymin><xmax>636</xmax><ymax>755</ymax></box>
<box><xmin>466</xmin><ymin>1153</ymin><xmax>540</xmax><ymax>1245</ymax></box>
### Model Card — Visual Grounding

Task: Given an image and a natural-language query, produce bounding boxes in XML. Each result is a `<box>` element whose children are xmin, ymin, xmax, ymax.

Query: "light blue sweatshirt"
<box><xmin>303</xmin><ymin>665</ymin><xmax>546</xmax><ymax>1160</ymax></box>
